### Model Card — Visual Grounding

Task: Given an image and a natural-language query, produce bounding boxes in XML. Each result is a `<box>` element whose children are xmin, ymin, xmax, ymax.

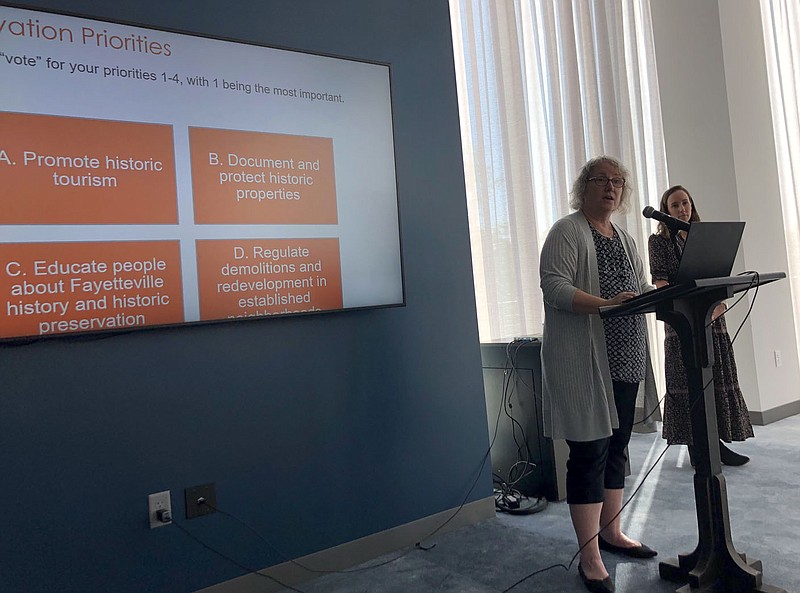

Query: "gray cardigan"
<box><xmin>539</xmin><ymin>210</ymin><xmax>658</xmax><ymax>441</ymax></box>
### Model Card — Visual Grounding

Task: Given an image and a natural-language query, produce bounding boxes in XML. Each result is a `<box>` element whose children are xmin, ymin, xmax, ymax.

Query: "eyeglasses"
<box><xmin>589</xmin><ymin>176</ymin><xmax>626</xmax><ymax>188</ymax></box>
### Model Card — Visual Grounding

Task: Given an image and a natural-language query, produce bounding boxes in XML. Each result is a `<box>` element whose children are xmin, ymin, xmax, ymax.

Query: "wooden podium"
<box><xmin>601</xmin><ymin>272</ymin><xmax>787</xmax><ymax>593</ymax></box>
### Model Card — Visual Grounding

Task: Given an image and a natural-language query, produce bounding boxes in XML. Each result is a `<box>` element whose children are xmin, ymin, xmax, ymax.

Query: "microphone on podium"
<box><xmin>642</xmin><ymin>205</ymin><xmax>691</xmax><ymax>232</ymax></box>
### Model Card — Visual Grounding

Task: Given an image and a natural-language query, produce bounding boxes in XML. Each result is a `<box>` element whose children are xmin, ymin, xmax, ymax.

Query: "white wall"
<box><xmin>650</xmin><ymin>0</ymin><xmax>800</xmax><ymax>421</ymax></box>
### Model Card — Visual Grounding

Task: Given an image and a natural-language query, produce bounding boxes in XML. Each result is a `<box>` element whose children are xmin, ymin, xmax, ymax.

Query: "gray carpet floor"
<box><xmin>279</xmin><ymin>414</ymin><xmax>800</xmax><ymax>593</ymax></box>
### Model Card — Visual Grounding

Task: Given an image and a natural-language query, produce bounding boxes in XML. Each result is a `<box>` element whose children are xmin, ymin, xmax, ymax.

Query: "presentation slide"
<box><xmin>0</xmin><ymin>4</ymin><xmax>403</xmax><ymax>340</ymax></box>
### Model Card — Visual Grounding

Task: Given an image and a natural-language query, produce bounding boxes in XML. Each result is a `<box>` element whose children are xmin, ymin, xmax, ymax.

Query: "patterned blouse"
<box><xmin>589</xmin><ymin>224</ymin><xmax>647</xmax><ymax>383</ymax></box>
<box><xmin>648</xmin><ymin>232</ymin><xmax>685</xmax><ymax>284</ymax></box>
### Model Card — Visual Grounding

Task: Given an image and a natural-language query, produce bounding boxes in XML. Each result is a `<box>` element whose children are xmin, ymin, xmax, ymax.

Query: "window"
<box><xmin>449</xmin><ymin>0</ymin><xmax>668</xmax><ymax>343</ymax></box>
<box><xmin>760</xmin><ymin>0</ymin><xmax>800</xmax><ymax>367</ymax></box>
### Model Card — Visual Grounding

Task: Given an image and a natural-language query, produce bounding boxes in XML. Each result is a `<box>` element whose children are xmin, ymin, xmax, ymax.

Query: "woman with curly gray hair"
<box><xmin>540</xmin><ymin>156</ymin><xmax>658</xmax><ymax>593</ymax></box>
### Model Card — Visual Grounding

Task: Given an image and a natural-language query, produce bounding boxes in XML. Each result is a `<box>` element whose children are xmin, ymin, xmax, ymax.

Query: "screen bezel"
<box><xmin>0</xmin><ymin>1</ymin><xmax>406</xmax><ymax>344</ymax></box>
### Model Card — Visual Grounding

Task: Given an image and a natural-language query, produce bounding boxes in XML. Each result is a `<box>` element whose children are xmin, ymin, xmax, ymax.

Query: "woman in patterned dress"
<box><xmin>647</xmin><ymin>185</ymin><xmax>753</xmax><ymax>466</ymax></box>
<box><xmin>540</xmin><ymin>156</ymin><xmax>659</xmax><ymax>593</ymax></box>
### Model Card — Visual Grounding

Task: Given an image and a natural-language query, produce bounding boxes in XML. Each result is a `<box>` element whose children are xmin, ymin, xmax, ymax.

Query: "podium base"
<box><xmin>659</xmin><ymin>556</ymin><xmax>787</xmax><ymax>593</ymax></box>
<box><xmin>673</xmin><ymin>583</ymin><xmax>787</xmax><ymax>593</ymax></box>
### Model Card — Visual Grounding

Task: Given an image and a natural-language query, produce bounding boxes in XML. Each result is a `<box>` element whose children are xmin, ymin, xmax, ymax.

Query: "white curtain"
<box><xmin>449</xmin><ymin>0</ymin><xmax>669</xmax><ymax>344</ymax></box>
<box><xmin>760</xmin><ymin>0</ymin><xmax>800</xmax><ymax>369</ymax></box>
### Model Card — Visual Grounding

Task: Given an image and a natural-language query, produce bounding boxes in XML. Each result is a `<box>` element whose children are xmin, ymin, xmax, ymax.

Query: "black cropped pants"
<box><xmin>565</xmin><ymin>381</ymin><xmax>639</xmax><ymax>505</ymax></box>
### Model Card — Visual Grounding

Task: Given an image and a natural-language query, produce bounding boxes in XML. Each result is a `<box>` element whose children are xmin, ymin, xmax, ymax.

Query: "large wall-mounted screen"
<box><xmin>0</xmin><ymin>4</ymin><xmax>403</xmax><ymax>341</ymax></box>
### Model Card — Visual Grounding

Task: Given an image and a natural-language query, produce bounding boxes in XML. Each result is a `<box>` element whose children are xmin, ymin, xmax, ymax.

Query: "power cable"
<box><xmin>492</xmin><ymin>339</ymin><xmax>548</xmax><ymax>514</ymax></box>
<box><xmin>169</xmin><ymin>517</ymin><xmax>308</xmax><ymax>593</ymax></box>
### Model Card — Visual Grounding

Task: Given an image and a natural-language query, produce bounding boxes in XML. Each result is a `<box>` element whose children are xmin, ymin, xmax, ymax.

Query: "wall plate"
<box><xmin>185</xmin><ymin>483</ymin><xmax>216</xmax><ymax>519</ymax></box>
<box><xmin>148</xmin><ymin>490</ymin><xmax>172</xmax><ymax>528</ymax></box>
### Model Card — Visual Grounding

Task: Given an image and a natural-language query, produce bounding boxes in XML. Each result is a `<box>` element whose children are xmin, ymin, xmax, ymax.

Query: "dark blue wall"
<box><xmin>0</xmin><ymin>2</ymin><xmax>491</xmax><ymax>592</ymax></box>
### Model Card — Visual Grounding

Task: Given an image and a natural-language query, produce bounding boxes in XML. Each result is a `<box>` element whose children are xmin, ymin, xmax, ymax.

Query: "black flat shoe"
<box><xmin>578</xmin><ymin>563</ymin><xmax>615</xmax><ymax>593</ymax></box>
<box><xmin>598</xmin><ymin>536</ymin><xmax>657</xmax><ymax>558</ymax></box>
<box><xmin>720</xmin><ymin>441</ymin><xmax>750</xmax><ymax>466</ymax></box>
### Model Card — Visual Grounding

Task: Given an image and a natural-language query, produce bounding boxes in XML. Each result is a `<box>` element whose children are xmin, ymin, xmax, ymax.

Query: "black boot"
<box><xmin>720</xmin><ymin>441</ymin><xmax>750</xmax><ymax>466</ymax></box>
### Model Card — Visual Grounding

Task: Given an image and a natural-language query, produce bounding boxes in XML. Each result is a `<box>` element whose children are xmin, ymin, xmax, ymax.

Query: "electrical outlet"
<box><xmin>148</xmin><ymin>490</ymin><xmax>172</xmax><ymax>528</ymax></box>
<box><xmin>774</xmin><ymin>350</ymin><xmax>783</xmax><ymax>367</ymax></box>
<box><xmin>185</xmin><ymin>482</ymin><xmax>216</xmax><ymax>519</ymax></box>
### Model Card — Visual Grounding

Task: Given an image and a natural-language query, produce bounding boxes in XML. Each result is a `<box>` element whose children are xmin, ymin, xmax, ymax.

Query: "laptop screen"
<box><xmin>675</xmin><ymin>221</ymin><xmax>745</xmax><ymax>283</ymax></box>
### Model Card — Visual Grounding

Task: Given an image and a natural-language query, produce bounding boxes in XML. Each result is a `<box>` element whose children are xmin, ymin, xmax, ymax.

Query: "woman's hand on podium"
<box><xmin>711</xmin><ymin>302</ymin><xmax>727</xmax><ymax>321</ymax></box>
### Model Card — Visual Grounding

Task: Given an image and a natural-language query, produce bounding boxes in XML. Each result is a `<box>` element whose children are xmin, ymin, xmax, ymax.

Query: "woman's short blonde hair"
<box><xmin>568</xmin><ymin>155</ymin><xmax>633</xmax><ymax>213</ymax></box>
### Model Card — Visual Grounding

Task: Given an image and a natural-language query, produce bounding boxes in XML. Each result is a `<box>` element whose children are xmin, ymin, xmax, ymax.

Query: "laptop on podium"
<box><xmin>673</xmin><ymin>221</ymin><xmax>745</xmax><ymax>283</ymax></box>
<box><xmin>601</xmin><ymin>221</ymin><xmax>746</xmax><ymax>316</ymax></box>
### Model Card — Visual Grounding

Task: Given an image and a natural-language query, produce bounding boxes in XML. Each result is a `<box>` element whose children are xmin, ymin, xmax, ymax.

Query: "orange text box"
<box><xmin>0</xmin><ymin>241</ymin><xmax>184</xmax><ymax>338</ymax></box>
<box><xmin>0</xmin><ymin>112</ymin><xmax>177</xmax><ymax>224</ymax></box>
<box><xmin>189</xmin><ymin>127</ymin><xmax>337</xmax><ymax>224</ymax></box>
<box><xmin>196</xmin><ymin>238</ymin><xmax>342</xmax><ymax>319</ymax></box>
